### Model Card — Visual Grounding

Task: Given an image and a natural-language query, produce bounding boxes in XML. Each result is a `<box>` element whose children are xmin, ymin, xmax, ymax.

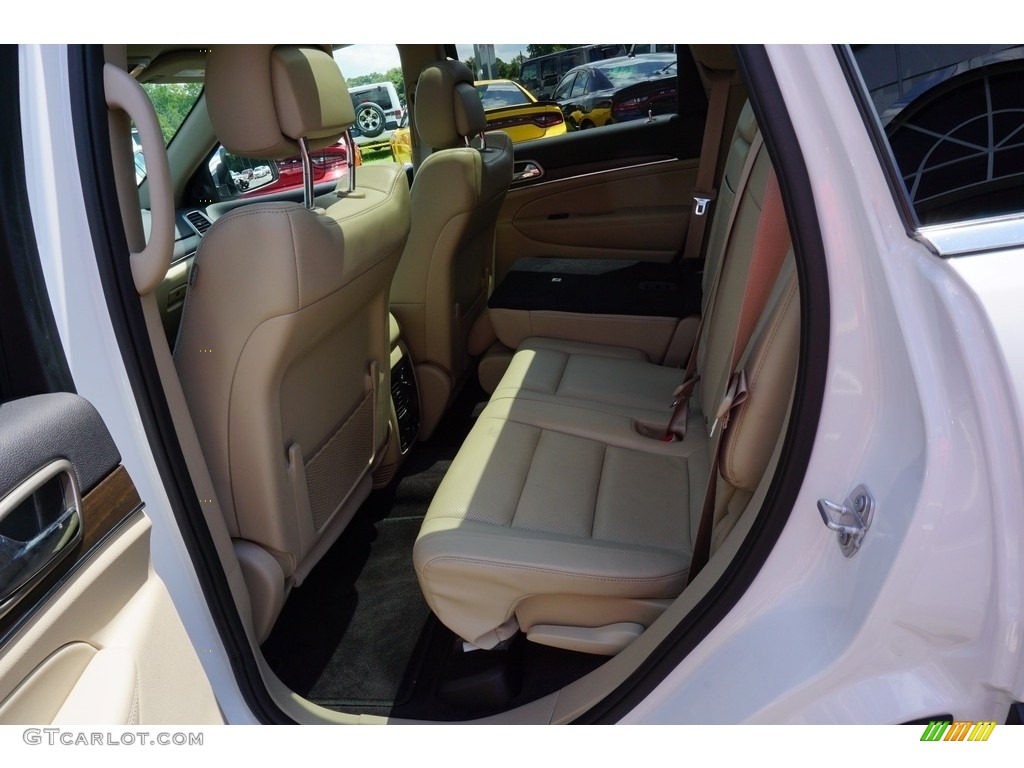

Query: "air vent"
<box><xmin>185</xmin><ymin>210</ymin><xmax>212</xmax><ymax>236</ymax></box>
<box><xmin>390</xmin><ymin>358</ymin><xmax>420</xmax><ymax>453</ymax></box>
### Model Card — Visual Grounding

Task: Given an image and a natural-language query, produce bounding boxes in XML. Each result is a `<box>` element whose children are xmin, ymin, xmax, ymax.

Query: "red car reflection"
<box><xmin>241</xmin><ymin>142</ymin><xmax>362</xmax><ymax>198</ymax></box>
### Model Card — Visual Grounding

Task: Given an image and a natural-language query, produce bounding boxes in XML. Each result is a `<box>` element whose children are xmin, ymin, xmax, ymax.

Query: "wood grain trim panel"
<box><xmin>80</xmin><ymin>465</ymin><xmax>142</xmax><ymax>551</ymax></box>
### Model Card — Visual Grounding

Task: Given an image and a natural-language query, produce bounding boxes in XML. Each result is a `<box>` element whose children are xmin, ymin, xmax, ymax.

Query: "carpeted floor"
<box><xmin>262</xmin><ymin>377</ymin><xmax>607</xmax><ymax>720</ymax></box>
<box><xmin>261</xmin><ymin>380</ymin><xmax>487</xmax><ymax>710</ymax></box>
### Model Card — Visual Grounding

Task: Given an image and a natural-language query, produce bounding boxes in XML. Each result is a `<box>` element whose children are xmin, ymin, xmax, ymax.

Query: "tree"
<box><xmin>498</xmin><ymin>54</ymin><xmax>525</xmax><ymax>81</ymax></box>
<box><xmin>142</xmin><ymin>82</ymin><xmax>203</xmax><ymax>144</ymax></box>
<box><xmin>463</xmin><ymin>56</ymin><xmax>523</xmax><ymax>82</ymax></box>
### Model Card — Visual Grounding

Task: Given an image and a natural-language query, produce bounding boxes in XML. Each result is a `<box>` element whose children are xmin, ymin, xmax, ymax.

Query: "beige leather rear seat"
<box><xmin>489</xmin><ymin>102</ymin><xmax>763</xmax><ymax>426</ymax></box>
<box><xmin>413</xmin><ymin>103</ymin><xmax>799</xmax><ymax>655</ymax></box>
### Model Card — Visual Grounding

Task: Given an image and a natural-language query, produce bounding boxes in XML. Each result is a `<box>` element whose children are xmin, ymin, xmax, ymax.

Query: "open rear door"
<box><xmin>0</xmin><ymin>44</ymin><xmax>223</xmax><ymax>726</ymax></box>
<box><xmin>0</xmin><ymin>395</ymin><xmax>222</xmax><ymax>724</ymax></box>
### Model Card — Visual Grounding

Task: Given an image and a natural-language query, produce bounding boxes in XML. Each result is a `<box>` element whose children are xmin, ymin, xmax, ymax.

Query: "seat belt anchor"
<box><xmin>693</xmin><ymin>196</ymin><xmax>712</xmax><ymax>217</ymax></box>
<box><xmin>710</xmin><ymin>370</ymin><xmax>749</xmax><ymax>438</ymax></box>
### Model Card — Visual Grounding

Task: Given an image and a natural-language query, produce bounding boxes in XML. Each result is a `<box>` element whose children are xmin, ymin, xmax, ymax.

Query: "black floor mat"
<box><xmin>260</xmin><ymin>512</ymin><xmax>432</xmax><ymax>707</ymax></box>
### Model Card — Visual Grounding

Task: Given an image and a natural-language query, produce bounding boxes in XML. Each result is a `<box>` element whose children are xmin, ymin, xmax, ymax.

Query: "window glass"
<box><xmin>569</xmin><ymin>72</ymin><xmax>589</xmax><ymax>98</ymax></box>
<box><xmin>333</xmin><ymin>45</ymin><xmax>405</xmax><ymax>159</ymax></box>
<box><xmin>195</xmin><ymin>42</ymin><xmax>407</xmax><ymax>204</ymax></box>
<box><xmin>455</xmin><ymin>44</ymin><xmax>678</xmax><ymax>136</ymax></box>
<box><xmin>552</xmin><ymin>74</ymin><xmax>575</xmax><ymax>102</ymax></box>
<box><xmin>141</xmin><ymin>82</ymin><xmax>203</xmax><ymax>146</ymax></box>
<box><xmin>476</xmin><ymin>82</ymin><xmax>530</xmax><ymax>109</ymax></box>
<box><xmin>850</xmin><ymin>44</ymin><xmax>1024</xmax><ymax>226</ymax></box>
<box><xmin>137</xmin><ymin>82</ymin><xmax>203</xmax><ymax>184</ymax></box>
<box><xmin>204</xmin><ymin>140</ymin><xmax>358</xmax><ymax>203</ymax></box>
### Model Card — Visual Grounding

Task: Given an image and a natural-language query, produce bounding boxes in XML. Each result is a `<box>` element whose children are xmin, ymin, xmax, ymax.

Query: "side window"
<box><xmin>552</xmin><ymin>74</ymin><xmax>575</xmax><ymax>102</ymax></box>
<box><xmin>202</xmin><ymin>140</ymin><xmax>358</xmax><ymax>203</ymax></box>
<box><xmin>561</xmin><ymin>50</ymin><xmax>584</xmax><ymax>71</ymax></box>
<box><xmin>452</xmin><ymin>44</ymin><xmax>703</xmax><ymax>163</ymax></box>
<box><xmin>569</xmin><ymin>72</ymin><xmax>589</xmax><ymax>98</ymax></box>
<box><xmin>849</xmin><ymin>44</ymin><xmax>1024</xmax><ymax>226</ymax></box>
<box><xmin>137</xmin><ymin>82</ymin><xmax>203</xmax><ymax>185</ymax></box>
<box><xmin>540</xmin><ymin>58</ymin><xmax>559</xmax><ymax>92</ymax></box>
<box><xmin>197</xmin><ymin>44</ymin><xmax>405</xmax><ymax>202</ymax></box>
<box><xmin>520</xmin><ymin>61</ymin><xmax>539</xmax><ymax>94</ymax></box>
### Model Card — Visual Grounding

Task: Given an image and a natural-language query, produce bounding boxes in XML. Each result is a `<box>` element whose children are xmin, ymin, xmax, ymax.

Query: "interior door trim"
<box><xmin>0</xmin><ymin>466</ymin><xmax>142</xmax><ymax>645</ymax></box>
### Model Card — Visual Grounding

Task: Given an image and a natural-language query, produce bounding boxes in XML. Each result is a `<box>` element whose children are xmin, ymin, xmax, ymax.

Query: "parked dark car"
<box><xmin>519</xmin><ymin>44</ymin><xmax>626</xmax><ymax>100</ymax></box>
<box><xmin>552</xmin><ymin>54</ymin><xmax>678</xmax><ymax>130</ymax></box>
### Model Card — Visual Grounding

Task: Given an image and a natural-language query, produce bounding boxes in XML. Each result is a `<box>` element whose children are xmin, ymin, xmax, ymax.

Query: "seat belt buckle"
<box><xmin>670</xmin><ymin>376</ymin><xmax>699</xmax><ymax>408</ymax></box>
<box><xmin>693</xmin><ymin>190</ymin><xmax>716</xmax><ymax>217</ymax></box>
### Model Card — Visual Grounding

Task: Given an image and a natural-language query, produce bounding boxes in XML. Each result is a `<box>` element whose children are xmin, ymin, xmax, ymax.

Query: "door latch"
<box><xmin>817</xmin><ymin>484</ymin><xmax>874</xmax><ymax>557</ymax></box>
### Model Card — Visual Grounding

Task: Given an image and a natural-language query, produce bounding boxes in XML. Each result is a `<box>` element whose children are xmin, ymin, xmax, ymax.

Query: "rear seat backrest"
<box><xmin>695</xmin><ymin>139</ymin><xmax>773</xmax><ymax>431</ymax></box>
<box><xmin>712</xmin><ymin>259</ymin><xmax>800</xmax><ymax>550</ymax></box>
<box><xmin>702</xmin><ymin>102</ymin><xmax>760</xmax><ymax>300</ymax></box>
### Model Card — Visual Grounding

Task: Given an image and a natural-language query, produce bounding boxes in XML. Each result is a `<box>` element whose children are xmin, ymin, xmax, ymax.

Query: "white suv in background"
<box><xmin>347</xmin><ymin>81</ymin><xmax>404</xmax><ymax>147</ymax></box>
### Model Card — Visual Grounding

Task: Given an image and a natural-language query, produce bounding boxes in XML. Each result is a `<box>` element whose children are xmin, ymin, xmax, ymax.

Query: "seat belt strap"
<box><xmin>686</xmin><ymin>170</ymin><xmax>791</xmax><ymax>585</ymax></box>
<box><xmin>665</xmin><ymin>132</ymin><xmax>764</xmax><ymax>440</ymax></box>
<box><xmin>681</xmin><ymin>68</ymin><xmax>733</xmax><ymax>261</ymax></box>
<box><xmin>686</xmin><ymin>369</ymin><xmax>747</xmax><ymax>581</ymax></box>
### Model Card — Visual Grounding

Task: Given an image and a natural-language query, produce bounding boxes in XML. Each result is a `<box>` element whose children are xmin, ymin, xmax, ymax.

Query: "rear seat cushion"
<box><xmin>490</xmin><ymin>337</ymin><xmax>685</xmax><ymax>423</ymax></box>
<box><xmin>413</xmin><ymin>399</ymin><xmax>708</xmax><ymax>649</ymax></box>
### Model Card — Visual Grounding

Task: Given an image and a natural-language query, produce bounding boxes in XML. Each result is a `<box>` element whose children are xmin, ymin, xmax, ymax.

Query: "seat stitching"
<box><xmin>507</xmin><ymin>426</ymin><xmax>543</xmax><ymax>530</ymax></box>
<box><xmin>590</xmin><ymin>442</ymin><xmax>608</xmax><ymax>541</ymax></box>
<box><xmin>420</xmin><ymin>556</ymin><xmax>687</xmax><ymax>584</ymax></box>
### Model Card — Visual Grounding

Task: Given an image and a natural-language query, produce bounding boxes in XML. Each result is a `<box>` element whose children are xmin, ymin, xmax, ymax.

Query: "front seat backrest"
<box><xmin>390</xmin><ymin>60</ymin><xmax>513</xmax><ymax>440</ymax></box>
<box><xmin>175</xmin><ymin>45</ymin><xmax>410</xmax><ymax>638</ymax></box>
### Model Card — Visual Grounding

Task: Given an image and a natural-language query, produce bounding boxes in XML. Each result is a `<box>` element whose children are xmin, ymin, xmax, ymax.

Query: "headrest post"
<box><xmin>299</xmin><ymin>136</ymin><xmax>314</xmax><ymax>210</ymax></box>
<box><xmin>477</xmin><ymin>131</ymin><xmax>487</xmax><ymax>149</ymax></box>
<box><xmin>343</xmin><ymin>130</ymin><xmax>357</xmax><ymax>194</ymax></box>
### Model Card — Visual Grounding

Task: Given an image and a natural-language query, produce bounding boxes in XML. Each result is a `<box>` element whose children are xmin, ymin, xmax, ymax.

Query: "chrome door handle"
<box><xmin>0</xmin><ymin>459</ymin><xmax>83</xmax><ymax>617</ymax></box>
<box><xmin>512</xmin><ymin>161</ymin><xmax>544</xmax><ymax>183</ymax></box>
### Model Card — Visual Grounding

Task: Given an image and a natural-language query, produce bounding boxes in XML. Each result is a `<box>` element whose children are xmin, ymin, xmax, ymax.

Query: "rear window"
<box><xmin>350</xmin><ymin>85</ymin><xmax>395</xmax><ymax>111</ymax></box>
<box><xmin>599</xmin><ymin>58</ymin><xmax>676</xmax><ymax>87</ymax></box>
<box><xmin>477</xmin><ymin>82</ymin><xmax>531</xmax><ymax>109</ymax></box>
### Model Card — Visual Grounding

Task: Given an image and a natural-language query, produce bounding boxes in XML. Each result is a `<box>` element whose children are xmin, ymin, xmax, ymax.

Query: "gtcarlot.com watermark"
<box><xmin>23</xmin><ymin>729</ymin><xmax>203</xmax><ymax>747</ymax></box>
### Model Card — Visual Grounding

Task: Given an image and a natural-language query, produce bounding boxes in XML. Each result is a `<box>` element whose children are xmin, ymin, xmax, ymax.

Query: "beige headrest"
<box><xmin>205</xmin><ymin>45</ymin><xmax>355</xmax><ymax>159</ymax></box>
<box><xmin>415</xmin><ymin>60</ymin><xmax>487</xmax><ymax>149</ymax></box>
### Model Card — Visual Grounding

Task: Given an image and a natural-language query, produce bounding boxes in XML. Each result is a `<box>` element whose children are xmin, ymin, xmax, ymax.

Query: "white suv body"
<box><xmin>347</xmin><ymin>80</ymin><xmax>403</xmax><ymax>147</ymax></box>
<box><xmin>2</xmin><ymin>43</ymin><xmax>1023</xmax><ymax>731</ymax></box>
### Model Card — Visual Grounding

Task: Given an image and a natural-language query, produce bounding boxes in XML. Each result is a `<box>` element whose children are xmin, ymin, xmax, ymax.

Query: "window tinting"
<box><xmin>851</xmin><ymin>44</ymin><xmax>1024</xmax><ymax>226</ymax></box>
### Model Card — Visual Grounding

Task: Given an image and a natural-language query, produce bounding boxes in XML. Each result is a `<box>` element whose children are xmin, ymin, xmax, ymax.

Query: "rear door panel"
<box><xmin>493</xmin><ymin>50</ymin><xmax>709</xmax><ymax>281</ymax></box>
<box><xmin>496</xmin><ymin>156</ymin><xmax>698</xmax><ymax>279</ymax></box>
<box><xmin>0</xmin><ymin>394</ymin><xmax>222</xmax><ymax>725</ymax></box>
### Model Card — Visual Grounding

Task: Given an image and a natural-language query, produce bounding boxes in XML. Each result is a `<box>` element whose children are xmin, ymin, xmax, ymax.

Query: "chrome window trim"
<box><xmin>919</xmin><ymin>212</ymin><xmax>1024</xmax><ymax>257</ymax></box>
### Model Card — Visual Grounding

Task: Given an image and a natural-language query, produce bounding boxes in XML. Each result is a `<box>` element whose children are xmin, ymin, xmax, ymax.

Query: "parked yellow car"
<box><xmin>390</xmin><ymin>78</ymin><xmax>566</xmax><ymax>163</ymax></box>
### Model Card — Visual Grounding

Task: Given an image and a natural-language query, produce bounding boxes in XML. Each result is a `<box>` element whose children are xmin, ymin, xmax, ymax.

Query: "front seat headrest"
<box><xmin>205</xmin><ymin>44</ymin><xmax>355</xmax><ymax>159</ymax></box>
<box><xmin>415</xmin><ymin>60</ymin><xmax>487</xmax><ymax>149</ymax></box>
